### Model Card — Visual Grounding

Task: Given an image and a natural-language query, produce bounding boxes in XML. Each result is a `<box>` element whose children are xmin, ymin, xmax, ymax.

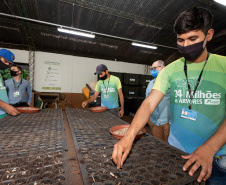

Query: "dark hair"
<box><xmin>174</xmin><ymin>6</ymin><xmax>213</xmax><ymax>35</ymax></box>
<box><xmin>12</xmin><ymin>64</ymin><xmax>22</xmax><ymax>72</ymax></box>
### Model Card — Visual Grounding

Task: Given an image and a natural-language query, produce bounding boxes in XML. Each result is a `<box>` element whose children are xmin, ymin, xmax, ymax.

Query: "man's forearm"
<box><xmin>86</xmin><ymin>96</ymin><xmax>95</xmax><ymax>103</ymax></box>
<box><xmin>204</xmin><ymin>118</ymin><xmax>226</xmax><ymax>154</ymax></box>
<box><xmin>119</xmin><ymin>94</ymin><xmax>124</xmax><ymax>110</ymax></box>
<box><xmin>86</xmin><ymin>92</ymin><xmax>98</xmax><ymax>103</ymax></box>
<box><xmin>0</xmin><ymin>100</ymin><xmax>8</xmax><ymax>109</ymax></box>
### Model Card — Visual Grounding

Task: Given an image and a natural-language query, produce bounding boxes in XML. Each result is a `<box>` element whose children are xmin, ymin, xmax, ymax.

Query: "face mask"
<box><xmin>10</xmin><ymin>70</ymin><xmax>19</xmax><ymax>76</ymax></box>
<box><xmin>99</xmin><ymin>74</ymin><xmax>107</xmax><ymax>80</ymax></box>
<box><xmin>177</xmin><ymin>37</ymin><xmax>206</xmax><ymax>61</ymax></box>
<box><xmin>0</xmin><ymin>59</ymin><xmax>10</xmax><ymax>70</ymax></box>
<box><xmin>151</xmin><ymin>69</ymin><xmax>159</xmax><ymax>78</ymax></box>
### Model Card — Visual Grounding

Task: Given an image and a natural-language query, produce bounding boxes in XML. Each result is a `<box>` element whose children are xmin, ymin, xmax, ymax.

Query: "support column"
<box><xmin>28</xmin><ymin>49</ymin><xmax>35</xmax><ymax>90</ymax></box>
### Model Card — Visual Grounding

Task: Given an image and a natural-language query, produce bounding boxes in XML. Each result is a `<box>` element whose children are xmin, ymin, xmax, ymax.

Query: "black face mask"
<box><xmin>10</xmin><ymin>70</ymin><xmax>19</xmax><ymax>77</ymax></box>
<box><xmin>99</xmin><ymin>74</ymin><xmax>107</xmax><ymax>80</ymax></box>
<box><xmin>0</xmin><ymin>59</ymin><xmax>10</xmax><ymax>70</ymax></box>
<box><xmin>177</xmin><ymin>37</ymin><xmax>206</xmax><ymax>61</ymax></box>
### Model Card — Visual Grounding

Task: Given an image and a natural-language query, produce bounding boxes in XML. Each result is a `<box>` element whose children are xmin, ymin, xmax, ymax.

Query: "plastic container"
<box><xmin>89</xmin><ymin>106</ymin><xmax>108</xmax><ymax>113</ymax></box>
<box><xmin>109</xmin><ymin>125</ymin><xmax>146</xmax><ymax>140</ymax></box>
<box><xmin>16</xmin><ymin>107</ymin><xmax>40</xmax><ymax>113</ymax></box>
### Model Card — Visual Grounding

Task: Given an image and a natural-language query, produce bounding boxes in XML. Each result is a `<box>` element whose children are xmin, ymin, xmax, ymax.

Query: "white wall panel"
<box><xmin>4</xmin><ymin>49</ymin><xmax>145</xmax><ymax>93</ymax></box>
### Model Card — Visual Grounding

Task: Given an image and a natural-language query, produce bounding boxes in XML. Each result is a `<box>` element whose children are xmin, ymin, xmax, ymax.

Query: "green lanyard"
<box><xmin>12</xmin><ymin>78</ymin><xmax>22</xmax><ymax>91</ymax></box>
<box><xmin>102</xmin><ymin>76</ymin><xmax>110</xmax><ymax>95</ymax></box>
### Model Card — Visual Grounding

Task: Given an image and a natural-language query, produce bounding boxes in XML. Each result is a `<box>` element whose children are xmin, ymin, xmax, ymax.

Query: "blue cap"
<box><xmin>0</xmin><ymin>49</ymin><xmax>15</xmax><ymax>63</ymax></box>
<box><xmin>94</xmin><ymin>64</ymin><xmax>108</xmax><ymax>74</ymax></box>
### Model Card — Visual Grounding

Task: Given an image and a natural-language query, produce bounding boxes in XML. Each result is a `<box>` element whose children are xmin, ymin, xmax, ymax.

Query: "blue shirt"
<box><xmin>146</xmin><ymin>78</ymin><xmax>170</xmax><ymax>126</ymax></box>
<box><xmin>5</xmin><ymin>78</ymin><xmax>32</xmax><ymax>104</ymax></box>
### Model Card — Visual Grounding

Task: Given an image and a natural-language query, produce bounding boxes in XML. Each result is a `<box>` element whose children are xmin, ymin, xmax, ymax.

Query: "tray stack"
<box><xmin>0</xmin><ymin>109</ymin><xmax>70</xmax><ymax>185</ymax></box>
<box><xmin>65</xmin><ymin>108</ymin><xmax>203</xmax><ymax>185</ymax></box>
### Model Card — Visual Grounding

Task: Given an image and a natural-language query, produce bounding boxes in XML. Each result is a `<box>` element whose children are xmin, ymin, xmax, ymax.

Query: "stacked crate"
<box><xmin>66</xmin><ymin>108</ymin><xmax>203</xmax><ymax>185</ymax></box>
<box><xmin>123</xmin><ymin>73</ymin><xmax>153</xmax><ymax>114</ymax></box>
<box><xmin>123</xmin><ymin>73</ymin><xmax>153</xmax><ymax>98</ymax></box>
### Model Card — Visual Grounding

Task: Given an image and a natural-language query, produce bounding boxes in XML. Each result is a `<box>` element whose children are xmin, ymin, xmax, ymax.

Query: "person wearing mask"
<box><xmin>5</xmin><ymin>64</ymin><xmax>32</xmax><ymax>108</ymax></box>
<box><xmin>112</xmin><ymin>6</ymin><xmax>226</xmax><ymax>184</ymax></box>
<box><xmin>82</xmin><ymin>64</ymin><xmax>124</xmax><ymax>117</ymax></box>
<box><xmin>146</xmin><ymin>60</ymin><xmax>170</xmax><ymax>142</ymax></box>
<box><xmin>0</xmin><ymin>49</ymin><xmax>20</xmax><ymax>118</ymax></box>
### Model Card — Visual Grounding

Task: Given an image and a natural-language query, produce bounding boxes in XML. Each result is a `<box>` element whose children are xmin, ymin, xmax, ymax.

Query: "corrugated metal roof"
<box><xmin>0</xmin><ymin>0</ymin><xmax>226</xmax><ymax>65</ymax></box>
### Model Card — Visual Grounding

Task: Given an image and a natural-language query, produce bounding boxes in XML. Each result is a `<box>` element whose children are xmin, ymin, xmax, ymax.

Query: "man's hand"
<box><xmin>112</xmin><ymin>136</ymin><xmax>133</xmax><ymax>169</ymax></box>
<box><xmin>112</xmin><ymin>89</ymin><xmax>164</xmax><ymax>169</ymax></box>
<box><xmin>82</xmin><ymin>101</ymin><xmax>88</xmax><ymax>108</ymax></box>
<box><xmin>119</xmin><ymin>109</ymin><xmax>124</xmax><ymax>117</ymax></box>
<box><xmin>28</xmin><ymin>103</ymin><xmax>31</xmax><ymax>106</ymax></box>
<box><xmin>4</xmin><ymin>104</ymin><xmax>20</xmax><ymax>116</ymax></box>
<box><xmin>182</xmin><ymin>143</ymin><xmax>215</xmax><ymax>183</ymax></box>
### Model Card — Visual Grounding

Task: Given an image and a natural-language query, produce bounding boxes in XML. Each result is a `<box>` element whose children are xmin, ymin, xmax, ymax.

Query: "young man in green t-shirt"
<box><xmin>112</xmin><ymin>6</ymin><xmax>226</xmax><ymax>184</ymax></box>
<box><xmin>82</xmin><ymin>64</ymin><xmax>124</xmax><ymax>117</ymax></box>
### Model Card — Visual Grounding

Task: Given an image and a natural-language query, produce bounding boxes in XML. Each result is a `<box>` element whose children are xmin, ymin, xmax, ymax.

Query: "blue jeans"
<box><xmin>206</xmin><ymin>155</ymin><xmax>226</xmax><ymax>185</ymax></box>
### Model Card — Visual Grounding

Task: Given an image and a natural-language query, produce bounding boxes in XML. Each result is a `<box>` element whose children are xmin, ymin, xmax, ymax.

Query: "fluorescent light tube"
<box><xmin>57</xmin><ymin>28</ymin><xmax>95</xmax><ymax>38</ymax></box>
<box><xmin>132</xmin><ymin>42</ymin><xmax>157</xmax><ymax>49</ymax></box>
<box><xmin>214</xmin><ymin>0</ymin><xmax>226</xmax><ymax>6</ymax></box>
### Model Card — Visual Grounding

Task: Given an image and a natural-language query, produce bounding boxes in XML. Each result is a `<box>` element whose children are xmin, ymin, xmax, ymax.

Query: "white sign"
<box><xmin>41</xmin><ymin>61</ymin><xmax>61</xmax><ymax>90</ymax></box>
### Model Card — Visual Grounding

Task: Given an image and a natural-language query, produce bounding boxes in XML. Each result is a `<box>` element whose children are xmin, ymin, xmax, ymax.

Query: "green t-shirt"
<box><xmin>153</xmin><ymin>54</ymin><xmax>226</xmax><ymax>156</ymax></box>
<box><xmin>0</xmin><ymin>74</ymin><xmax>9</xmax><ymax>116</ymax></box>
<box><xmin>95</xmin><ymin>75</ymin><xmax>122</xmax><ymax>109</ymax></box>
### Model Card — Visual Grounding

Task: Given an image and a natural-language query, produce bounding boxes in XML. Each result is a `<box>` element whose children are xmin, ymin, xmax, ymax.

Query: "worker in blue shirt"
<box><xmin>146</xmin><ymin>60</ymin><xmax>170</xmax><ymax>142</ymax></box>
<box><xmin>5</xmin><ymin>64</ymin><xmax>32</xmax><ymax>107</ymax></box>
<box><xmin>0</xmin><ymin>48</ymin><xmax>20</xmax><ymax>118</ymax></box>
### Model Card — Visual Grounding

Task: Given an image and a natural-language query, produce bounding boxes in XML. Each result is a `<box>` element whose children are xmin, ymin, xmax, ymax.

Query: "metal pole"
<box><xmin>144</xmin><ymin>65</ymin><xmax>151</xmax><ymax>75</ymax></box>
<box><xmin>28</xmin><ymin>49</ymin><xmax>35</xmax><ymax>90</ymax></box>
